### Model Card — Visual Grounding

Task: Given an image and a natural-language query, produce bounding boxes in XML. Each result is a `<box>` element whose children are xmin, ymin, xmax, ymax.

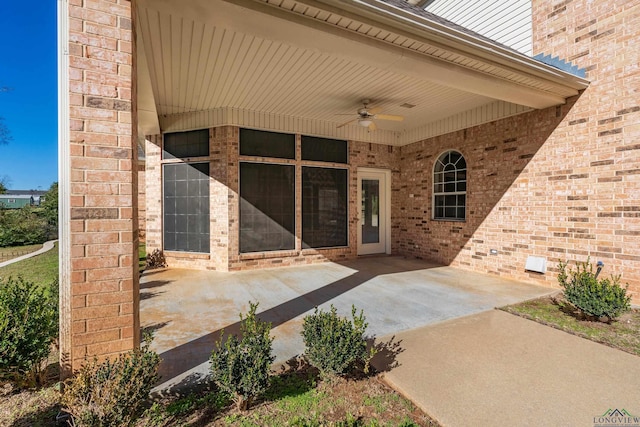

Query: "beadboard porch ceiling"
<box><xmin>136</xmin><ymin>0</ymin><xmax>588</xmax><ymax>145</ymax></box>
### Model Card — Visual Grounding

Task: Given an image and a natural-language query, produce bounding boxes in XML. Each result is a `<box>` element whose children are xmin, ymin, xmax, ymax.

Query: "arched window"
<box><xmin>433</xmin><ymin>150</ymin><xmax>466</xmax><ymax>220</ymax></box>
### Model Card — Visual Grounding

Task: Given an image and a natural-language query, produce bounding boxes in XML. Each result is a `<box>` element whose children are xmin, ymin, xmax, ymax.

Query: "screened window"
<box><xmin>433</xmin><ymin>150</ymin><xmax>466</xmax><ymax>221</ymax></box>
<box><xmin>240</xmin><ymin>162</ymin><xmax>295</xmax><ymax>253</ymax></box>
<box><xmin>302</xmin><ymin>167</ymin><xmax>348</xmax><ymax>248</ymax></box>
<box><xmin>301</xmin><ymin>136</ymin><xmax>348</xmax><ymax>164</ymax></box>
<box><xmin>240</xmin><ymin>128</ymin><xmax>296</xmax><ymax>159</ymax></box>
<box><xmin>163</xmin><ymin>129</ymin><xmax>209</xmax><ymax>159</ymax></box>
<box><xmin>163</xmin><ymin>162</ymin><xmax>210</xmax><ymax>252</ymax></box>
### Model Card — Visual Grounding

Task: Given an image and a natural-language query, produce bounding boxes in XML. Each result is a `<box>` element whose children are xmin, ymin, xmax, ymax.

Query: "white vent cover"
<box><xmin>525</xmin><ymin>256</ymin><xmax>547</xmax><ymax>274</ymax></box>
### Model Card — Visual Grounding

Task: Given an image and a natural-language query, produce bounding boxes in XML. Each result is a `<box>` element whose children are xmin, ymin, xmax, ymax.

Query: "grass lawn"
<box><xmin>501</xmin><ymin>295</ymin><xmax>640</xmax><ymax>356</ymax></box>
<box><xmin>0</xmin><ymin>244</ymin><xmax>44</xmax><ymax>262</ymax></box>
<box><xmin>0</xmin><ymin>242</ymin><xmax>58</xmax><ymax>285</ymax></box>
<box><xmin>139</xmin><ymin>243</ymin><xmax>146</xmax><ymax>272</ymax></box>
<box><xmin>0</xmin><ymin>243</ymin><xmax>145</xmax><ymax>285</ymax></box>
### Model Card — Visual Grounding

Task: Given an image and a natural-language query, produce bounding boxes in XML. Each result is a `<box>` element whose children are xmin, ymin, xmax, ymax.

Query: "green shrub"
<box><xmin>41</xmin><ymin>182</ymin><xmax>59</xmax><ymax>239</ymax></box>
<box><xmin>558</xmin><ymin>260</ymin><xmax>631</xmax><ymax>321</ymax></box>
<box><xmin>210</xmin><ymin>302</ymin><xmax>274</xmax><ymax>410</ymax></box>
<box><xmin>0</xmin><ymin>276</ymin><xmax>58</xmax><ymax>387</ymax></box>
<box><xmin>62</xmin><ymin>336</ymin><xmax>160</xmax><ymax>427</ymax></box>
<box><xmin>0</xmin><ymin>206</ymin><xmax>48</xmax><ymax>247</ymax></box>
<box><xmin>301</xmin><ymin>305</ymin><xmax>374</xmax><ymax>378</ymax></box>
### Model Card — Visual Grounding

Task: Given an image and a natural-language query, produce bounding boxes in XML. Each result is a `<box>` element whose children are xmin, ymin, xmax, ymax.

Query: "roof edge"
<box><xmin>306</xmin><ymin>0</ymin><xmax>589</xmax><ymax>91</ymax></box>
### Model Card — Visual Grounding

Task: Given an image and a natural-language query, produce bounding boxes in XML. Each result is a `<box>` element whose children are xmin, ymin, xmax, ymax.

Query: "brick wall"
<box><xmin>144</xmin><ymin>135</ymin><xmax>162</xmax><ymax>253</ymax></box>
<box><xmin>64</xmin><ymin>0</ymin><xmax>139</xmax><ymax>373</ymax></box>
<box><xmin>138</xmin><ymin>161</ymin><xmax>146</xmax><ymax>242</ymax></box>
<box><xmin>395</xmin><ymin>0</ymin><xmax>640</xmax><ymax>302</ymax></box>
<box><xmin>398</xmin><ymin>101</ymin><xmax>577</xmax><ymax>280</ymax></box>
<box><xmin>531</xmin><ymin>0</ymin><xmax>640</xmax><ymax>301</ymax></box>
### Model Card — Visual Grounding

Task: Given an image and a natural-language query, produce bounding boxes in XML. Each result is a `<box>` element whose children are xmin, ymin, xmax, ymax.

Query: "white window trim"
<box><xmin>432</xmin><ymin>149</ymin><xmax>467</xmax><ymax>222</ymax></box>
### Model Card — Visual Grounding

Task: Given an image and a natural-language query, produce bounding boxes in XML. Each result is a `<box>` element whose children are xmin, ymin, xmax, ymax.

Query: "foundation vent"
<box><xmin>525</xmin><ymin>256</ymin><xmax>547</xmax><ymax>274</ymax></box>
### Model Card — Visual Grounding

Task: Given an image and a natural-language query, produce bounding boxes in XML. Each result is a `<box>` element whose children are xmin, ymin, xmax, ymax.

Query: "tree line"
<box><xmin>0</xmin><ymin>182</ymin><xmax>58</xmax><ymax>247</ymax></box>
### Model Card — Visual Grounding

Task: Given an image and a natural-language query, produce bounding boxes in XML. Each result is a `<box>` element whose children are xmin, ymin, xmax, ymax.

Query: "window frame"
<box><xmin>237</xmin><ymin>129</ymin><xmax>352</xmax><ymax>255</ymax></box>
<box><xmin>432</xmin><ymin>149</ymin><xmax>467</xmax><ymax>222</ymax></box>
<box><xmin>162</xmin><ymin>161</ymin><xmax>211</xmax><ymax>254</ymax></box>
<box><xmin>161</xmin><ymin>128</ymin><xmax>212</xmax><ymax>254</ymax></box>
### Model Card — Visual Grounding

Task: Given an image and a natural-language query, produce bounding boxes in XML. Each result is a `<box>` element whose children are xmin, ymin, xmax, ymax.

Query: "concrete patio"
<box><xmin>140</xmin><ymin>256</ymin><xmax>552</xmax><ymax>392</ymax></box>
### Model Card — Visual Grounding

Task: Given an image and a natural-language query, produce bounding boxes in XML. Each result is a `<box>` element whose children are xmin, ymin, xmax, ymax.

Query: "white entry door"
<box><xmin>357</xmin><ymin>168</ymin><xmax>391</xmax><ymax>255</ymax></box>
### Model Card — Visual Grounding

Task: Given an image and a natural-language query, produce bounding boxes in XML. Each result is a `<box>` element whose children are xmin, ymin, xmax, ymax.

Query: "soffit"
<box><xmin>136</xmin><ymin>0</ymin><xmax>586</xmax><ymax>141</ymax></box>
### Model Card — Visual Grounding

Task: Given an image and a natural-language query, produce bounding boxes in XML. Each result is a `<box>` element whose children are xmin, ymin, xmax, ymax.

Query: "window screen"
<box><xmin>301</xmin><ymin>136</ymin><xmax>348</xmax><ymax>164</ymax></box>
<box><xmin>163</xmin><ymin>162</ymin><xmax>210</xmax><ymax>252</ymax></box>
<box><xmin>163</xmin><ymin>129</ymin><xmax>209</xmax><ymax>159</ymax></box>
<box><xmin>240</xmin><ymin>128</ymin><xmax>296</xmax><ymax>159</ymax></box>
<box><xmin>302</xmin><ymin>167</ymin><xmax>348</xmax><ymax>248</ymax></box>
<box><xmin>240</xmin><ymin>162</ymin><xmax>295</xmax><ymax>253</ymax></box>
<box><xmin>433</xmin><ymin>150</ymin><xmax>467</xmax><ymax>220</ymax></box>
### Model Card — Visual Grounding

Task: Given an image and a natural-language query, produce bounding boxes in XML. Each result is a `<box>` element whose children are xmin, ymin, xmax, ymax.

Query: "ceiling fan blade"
<box><xmin>336</xmin><ymin>118</ymin><xmax>357</xmax><ymax>129</ymax></box>
<box><xmin>375</xmin><ymin>114</ymin><xmax>404</xmax><ymax>122</ymax></box>
<box><xmin>368</xmin><ymin>106</ymin><xmax>383</xmax><ymax>115</ymax></box>
<box><xmin>368</xmin><ymin>121</ymin><xmax>377</xmax><ymax>131</ymax></box>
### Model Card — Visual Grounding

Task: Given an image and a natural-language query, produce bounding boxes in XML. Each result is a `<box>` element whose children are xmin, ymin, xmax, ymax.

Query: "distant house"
<box><xmin>1</xmin><ymin>190</ymin><xmax>47</xmax><ymax>207</ymax></box>
<box><xmin>0</xmin><ymin>194</ymin><xmax>35</xmax><ymax>209</ymax></box>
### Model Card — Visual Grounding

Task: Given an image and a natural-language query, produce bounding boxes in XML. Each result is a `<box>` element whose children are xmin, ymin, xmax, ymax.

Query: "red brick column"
<box><xmin>61</xmin><ymin>0</ymin><xmax>138</xmax><ymax>376</ymax></box>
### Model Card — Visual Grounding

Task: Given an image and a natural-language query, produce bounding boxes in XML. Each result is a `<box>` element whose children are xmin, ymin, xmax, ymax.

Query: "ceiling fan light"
<box><xmin>358</xmin><ymin>118</ymin><xmax>373</xmax><ymax>127</ymax></box>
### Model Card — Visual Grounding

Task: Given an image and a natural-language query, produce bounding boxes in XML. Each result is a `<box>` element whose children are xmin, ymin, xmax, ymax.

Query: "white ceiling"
<box><xmin>136</xmin><ymin>0</ymin><xmax>587</xmax><ymax>141</ymax></box>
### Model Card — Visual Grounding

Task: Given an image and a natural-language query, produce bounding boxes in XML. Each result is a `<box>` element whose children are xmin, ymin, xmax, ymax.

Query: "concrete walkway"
<box><xmin>0</xmin><ymin>239</ymin><xmax>57</xmax><ymax>268</ymax></box>
<box><xmin>376</xmin><ymin>310</ymin><xmax>640</xmax><ymax>427</ymax></box>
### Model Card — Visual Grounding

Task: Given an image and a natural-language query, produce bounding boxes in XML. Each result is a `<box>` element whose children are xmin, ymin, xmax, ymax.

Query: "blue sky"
<box><xmin>0</xmin><ymin>2</ymin><xmax>58</xmax><ymax>191</ymax></box>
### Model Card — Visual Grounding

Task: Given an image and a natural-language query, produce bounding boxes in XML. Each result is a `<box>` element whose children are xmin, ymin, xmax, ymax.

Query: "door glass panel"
<box><xmin>302</xmin><ymin>167</ymin><xmax>348</xmax><ymax>248</ymax></box>
<box><xmin>361</xmin><ymin>179</ymin><xmax>380</xmax><ymax>244</ymax></box>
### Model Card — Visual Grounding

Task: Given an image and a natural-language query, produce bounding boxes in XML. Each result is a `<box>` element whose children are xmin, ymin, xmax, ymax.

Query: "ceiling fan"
<box><xmin>336</xmin><ymin>99</ymin><xmax>404</xmax><ymax>130</ymax></box>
